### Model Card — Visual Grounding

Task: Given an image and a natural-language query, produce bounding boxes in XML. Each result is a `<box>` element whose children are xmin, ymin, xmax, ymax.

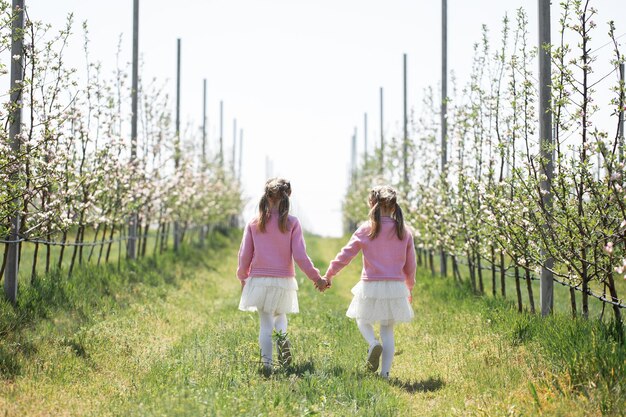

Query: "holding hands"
<box><xmin>314</xmin><ymin>276</ymin><xmax>331</xmax><ymax>292</ymax></box>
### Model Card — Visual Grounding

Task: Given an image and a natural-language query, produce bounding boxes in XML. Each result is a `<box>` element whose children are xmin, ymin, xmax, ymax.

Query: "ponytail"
<box><xmin>257</xmin><ymin>194</ymin><xmax>271</xmax><ymax>232</ymax></box>
<box><xmin>277</xmin><ymin>190</ymin><xmax>290</xmax><ymax>233</ymax></box>
<box><xmin>393</xmin><ymin>202</ymin><xmax>405</xmax><ymax>240</ymax></box>
<box><xmin>368</xmin><ymin>202</ymin><xmax>382</xmax><ymax>239</ymax></box>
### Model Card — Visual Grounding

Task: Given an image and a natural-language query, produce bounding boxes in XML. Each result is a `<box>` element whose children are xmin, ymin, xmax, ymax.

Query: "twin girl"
<box><xmin>237</xmin><ymin>177</ymin><xmax>416</xmax><ymax>379</ymax></box>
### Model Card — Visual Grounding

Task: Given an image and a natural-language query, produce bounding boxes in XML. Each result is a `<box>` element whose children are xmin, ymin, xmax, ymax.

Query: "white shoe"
<box><xmin>366</xmin><ymin>343</ymin><xmax>383</xmax><ymax>372</ymax></box>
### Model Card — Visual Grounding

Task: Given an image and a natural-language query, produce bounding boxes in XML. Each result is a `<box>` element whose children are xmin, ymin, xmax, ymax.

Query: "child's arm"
<box><xmin>291</xmin><ymin>219</ymin><xmax>323</xmax><ymax>282</ymax></box>
<box><xmin>325</xmin><ymin>231</ymin><xmax>362</xmax><ymax>281</ymax></box>
<box><xmin>403</xmin><ymin>230</ymin><xmax>417</xmax><ymax>293</ymax></box>
<box><xmin>236</xmin><ymin>224</ymin><xmax>254</xmax><ymax>283</ymax></box>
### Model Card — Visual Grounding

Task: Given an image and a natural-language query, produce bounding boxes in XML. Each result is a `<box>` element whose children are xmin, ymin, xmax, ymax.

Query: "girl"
<box><xmin>323</xmin><ymin>185</ymin><xmax>415</xmax><ymax>379</ymax></box>
<box><xmin>237</xmin><ymin>177</ymin><xmax>326</xmax><ymax>370</ymax></box>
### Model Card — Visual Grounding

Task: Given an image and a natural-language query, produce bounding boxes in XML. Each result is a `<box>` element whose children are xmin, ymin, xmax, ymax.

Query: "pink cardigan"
<box><xmin>236</xmin><ymin>211</ymin><xmax>322</xmax><ymax>282</ymax></box>
<box><xmin>326</xmin><ymin>217</ymin><xmax>416</xmax><ymax>291</ymax></box>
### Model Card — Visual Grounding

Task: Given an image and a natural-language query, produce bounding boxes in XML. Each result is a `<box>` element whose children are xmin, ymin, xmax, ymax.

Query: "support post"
<box><xmin>232</xmin><ymin>118</ymin><xmax>237</xmax><ymax>175</ymax></box>
<box><xmin>174</xmin><ymin>38</ymin><xmax>181</xmax><ymax>253</ymax></box>
<box><xmin>403</xmin><ymin>53</ymin><xmax>408</xmax><ymax>187</ymax></box>
<box><xmin>5</xmin><ymin>0</ymin><xmax>24</xmax><ymax>303</ymax></box>
<box><xmin>351</xmin><ymin>128</ymin><xmax>357</xmax><ymax>184</ymax></box>
<box><xmin>202</xmin><ymin>78</ymin><xmax>207</xmax><ymax>166</ymax></box>
<box><xmin>618</xmin><ymin>62</ymin><xmax>626</xmax><ymax>163</ymax></box>
<box><xmin>440</xmin><ymin>0</ymin><xmax>448</xmax><ymax>277</ymax></box>
<box><xmin>538</xmin><ymin>0</ymin><xmax>554</xmax><ymax>316</ymax></box>
<box><xmin>238</xmin><ymin>129</ymin><xmax>243</xmax><ymax>181</ymax></box>
<box><xmin>380</xmin><ymin>87</ymin><xmax>384</xmax><ymax>174</ymax></box>
<box><xmin>127</xmin><ymin>0</ymin><xmax>139</xmax><ymax>260</ymax></box>
<box><xmin>364</xmin><ymin>112</ymin><xmax>368</xmax><ymax>161</ymax></box>
<box><xmin>219</xmin><ymin>100</ymin><xmax>224</xmax><ymax>168</ymax></box>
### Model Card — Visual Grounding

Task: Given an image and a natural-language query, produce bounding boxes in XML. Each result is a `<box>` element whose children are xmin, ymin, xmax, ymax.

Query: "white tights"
<box><xmin>357</xmin><ymin>319</ymin><xmax>395</xmax><ymax>377</ymax></box>
<box><xmin>258</xmin><ymin>311</ymin><xmax>288</xmax><ymax>365</ymax></box>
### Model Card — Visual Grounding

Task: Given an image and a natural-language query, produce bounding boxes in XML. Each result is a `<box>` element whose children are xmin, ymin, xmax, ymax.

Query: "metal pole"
<box><xmin>538</xmin><ymin>0</ymin><xmax>554</xmax><ymax>316</ymax></box>
<box><xmin>232</xmin><ymin>118</ymin><xmax>237</xmax><ymax>175</ymax></box>
<box><xmin>127</xmin><ymin>0</ymin><xmax>139</xmax><ymax>260</ymax></box>
<box><xmin>441</xmin><ymin>0</ymin><xmax>448</xmax><ymax>173</ymax></box>
<box><xmin>380</xmin><ymin>86</ymin><xmax>384</xmax><ymax>174</ymax></box>
<box><xmin>174</xmin><ymin>38</ymin><xmax>181</xmax><ymax>253</ymax></box>
<box><xmin>219</xmin><ymin>100</ymin><xmax>224</xmax><ymax>168</ymax></box>
<box><xmin>440</xmin><ymin>0</ymin><xmax>448</xmax><ymax>277</ymax></box>
<box><xmin>618</xmin><ymin>62</ymin><xmax>624</xmax><ymax>162</ymax></box>
<box><xmin>403</xmin><ymin>53</ymin><xmax>408</xmax><ymax>187</ymax></box>
<box><xmin>199</xmin><ymin>78</ymin><xmax>208</xmax><ymax>248</ymax></box>
<box><xmin>364</xmin><ymin>112</ymin><xmax>368</xmax><ymax>161</ymax></box>
<box><xmin>351</xmin><ymin>128</ymin><xmax>357</xmax><ymax>184</ymax></box>
<box><xmin>5</xmin><ymin>0</ymin><xmax>24</xmax><ymax>303</ymax></box>
<box><xmin>202</xmin><ymin>78</ymin><xmax>207</xmax><ymax>166</ymax></box>
<box><xmin>238</xmin><ymin>129</ymin><xmax>243</xmax><ymax>181</ymax></box>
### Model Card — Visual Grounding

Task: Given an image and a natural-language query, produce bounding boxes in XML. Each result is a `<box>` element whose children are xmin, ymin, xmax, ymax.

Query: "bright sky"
<box><xmin>28</xmin><ymin>0</ymin><xmax>626</xmax><ymax>236</ymax></box>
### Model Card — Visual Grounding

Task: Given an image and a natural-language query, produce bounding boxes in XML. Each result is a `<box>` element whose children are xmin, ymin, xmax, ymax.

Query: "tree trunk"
<box><xmin>68</xmin><ymin>224</ymin><xmax>84</xmax><ymax>276</ymax></box>
<box><xmin>582</xmin><ymin>259</ymin><xmax>589</xmax><ymax>319</ymax></box>
<box><xmin>500</xmin><ymin>252</ymin><xmax>506</xmax><ymax>298</ymax></box>
<box><xmin>606</xmin><ymin>271</ymin><xmax>623</xmax><ymax>327</ymax></box>
<box><xmin>31</xmin><ymin>242</ymin><xmax>39</xmax><ymax>283</ymax></box>
<box><xmin>78</xmin><ymin>226</ymin><xmax>86</xmax><ymax>265</ymax></box>
<box><xmin>97</xmin><ymin>224</ymin><xmax>108</xmax><ymax>266</ymax></box>
<box><xmin>468</xmin><ymin>250</ymin><xmax>477</xmax><ymax>292</ymax></box>
<box><xmin>429</xmin><ymin>249</ymin><xmax>435</xmax><ymax>277</ymax></box>
<box><xmin>45</xmin><ymin>233</ymin><xmax>51</xmax><ymax>273</ymax></box>
<box><xmin>87</xmin><ymin>225</ymin><xmax>101</xmax><ymax>263</ymax></box>
<box><xmin>57</xmin><ymin>231</ymin><xmax>68</xmax><ymax>270</ymax></box>
<box><xmin>491</xmin><ymin>245</ymin><xmax>496</xmax><ymax>296</ymax></box>
<box><xmin>105</xmin><ymin>225</ymin><xmax>116</xmax><ymax>263</ymax></box>
<box><xmin>452</xmin><ymin>255</ymin><xmax>462</xmax><ymax>283</ymax></box>
<box><xmin>567</xmin><ymin>286</ymin><xmax>576</xmax><ymax>318</ymax></box>
<box><xmin>477</xmin><ymin>251</ymin><xmax>484</xmax><ymax>294</ymax></box>
<box><xmin>515</xmin><ymin>265</ymin><xmax>522</xmax><ymax>312</ymax></box>
<box><xmin>525</xmin><ymin>267</ymin><xmax>536</xmax><ymax>314</ymax></box>
<box><xmin>141</xmin><ymin>216</ymin><xmax>150</xmax><ymax>257</ymax></box>
<box><xmin>154</xmin><ymin>221</ymin><xmax>162</xmax><ymax>256</ymax></box>
<box><xmin>0</xmin><ymin>243</ymin><xmax>8</xmax><ymax>282</ymax></box>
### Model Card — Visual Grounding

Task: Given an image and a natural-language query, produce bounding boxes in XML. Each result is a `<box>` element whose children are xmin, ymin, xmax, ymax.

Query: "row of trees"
<box><xmin>0</xmin><ymin>4</ymin><xmax>242</xmax><ymax>289</ymax></box>
<box><xmin>343</xmin><ymin>0</ymin><xmax>625</xmax><ymax>323</ymax></box>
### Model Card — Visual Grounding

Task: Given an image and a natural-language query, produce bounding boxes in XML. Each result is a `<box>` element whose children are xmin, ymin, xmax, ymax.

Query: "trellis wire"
<box><xmin>422</xmin><ymin>249</ymin><xmax>626</xmax><ymax>309</ymax></box>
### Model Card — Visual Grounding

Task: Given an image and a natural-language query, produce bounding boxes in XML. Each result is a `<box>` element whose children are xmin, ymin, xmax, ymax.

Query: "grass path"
<box><xmin>0</xmin><ymin>234</ymin><xmax>623</xmax><ymax>416</ymax></box>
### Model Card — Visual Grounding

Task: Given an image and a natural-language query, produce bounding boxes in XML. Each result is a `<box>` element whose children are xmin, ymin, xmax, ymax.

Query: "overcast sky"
<box><xmin>27</xmin><ymin>0</ymin><xmax>626</xmax><ymax>236</ymax></box>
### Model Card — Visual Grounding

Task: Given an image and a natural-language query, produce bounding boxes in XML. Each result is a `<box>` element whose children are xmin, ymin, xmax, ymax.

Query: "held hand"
<box><xmin>314</xmin><ymin>277</ymin><xmax>330</xmax><ymax>292</ymax></box>
<box><xmin>322</xmin><ymin>276</ymin><xmax>332</xmax><ymax>290</ymax></box>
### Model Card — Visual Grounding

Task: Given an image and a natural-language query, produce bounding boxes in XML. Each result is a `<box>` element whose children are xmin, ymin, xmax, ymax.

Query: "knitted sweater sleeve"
<box><xmin>325</xmin><ymin>230</ymin><xmax>362</xmax><ymax>280</ymax></box>
<box><xmin>291</xmin><ymin>219</ymin><xmax>322</xmax><ymax>282</ymax></box>
<box><xmin>403</xmin><ymin>230</ymin><xmax>417</xmax><ymax>292</ymax></box>
<box><xmin>236</xmin><ymin>223</ymin><xmax>254</xmax><ymax>281</ymax></box>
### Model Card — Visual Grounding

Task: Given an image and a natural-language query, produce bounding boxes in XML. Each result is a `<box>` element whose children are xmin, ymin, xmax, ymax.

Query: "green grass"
<box><xmin>0</xmin><ymin>234</ymin><xmax>624</xmax><ymax>416</ymax></box>
<box><xmin>422</xmin><ymin>250</ymin><xmax>626</xmax><ymax>320</ymax></box>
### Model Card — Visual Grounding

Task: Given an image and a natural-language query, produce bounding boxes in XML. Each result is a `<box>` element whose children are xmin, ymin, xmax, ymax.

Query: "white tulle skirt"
<box><xmin>346</xmin><ymin>280</ymin><xmax>414</xmax><ymax>325</ymax></box>
<box><xmin>238</xmin><ymin>277</ymin><xmax>299</xmax><ymax>314</ymax></box>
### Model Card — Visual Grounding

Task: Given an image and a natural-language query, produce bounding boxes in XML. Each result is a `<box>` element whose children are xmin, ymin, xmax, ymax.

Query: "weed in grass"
<box><xmin>388</xmin><ymin>376</ymin><xmax>445</xmax><ymax>393</ymax></box>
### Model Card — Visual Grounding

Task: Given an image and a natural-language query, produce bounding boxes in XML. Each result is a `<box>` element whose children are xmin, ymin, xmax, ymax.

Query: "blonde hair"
<box><xmin>257</xmin><ymin>177</ymin><xmax>291</xmax><ymax>233</ymax></box>
<box><xmin>368</xmin><ymin>185</ymin><xmax>405</xmax><ymax>240</ymax></box>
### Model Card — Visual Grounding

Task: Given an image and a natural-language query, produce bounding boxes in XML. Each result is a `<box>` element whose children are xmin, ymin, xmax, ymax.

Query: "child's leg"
<box><xmin>356</xmin><ymin>319</ymin><xmax>378</xmax><ymax>347</ymax></box>
<box><xmin>273</xmin><ymin>313</ymin><xmax>288</xmax><ymax>335</ymax></box>
<box><xmin>379</xmin><ymin>323</ymin><xmax>395</xmax><ymax>377</ymax></box>
<box><xmin>259</xmin><ymin>311</ymin><xmax>274</xmax><ymax>365</ymax></box>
